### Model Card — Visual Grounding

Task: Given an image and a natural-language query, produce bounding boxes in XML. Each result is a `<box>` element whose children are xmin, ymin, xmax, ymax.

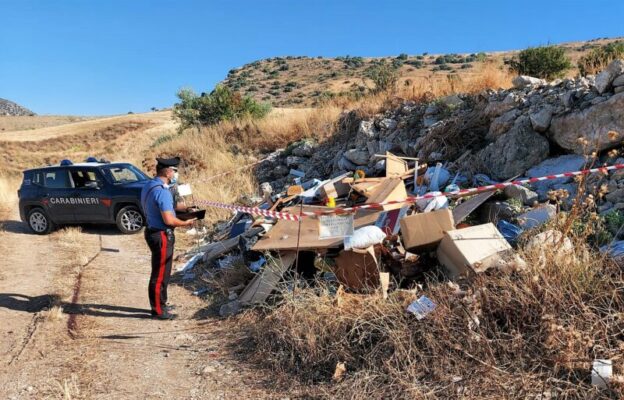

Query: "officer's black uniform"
<box><xmin>140</xmin><ymin>157</ymin><xmax>180</xmax><ymax>318</ymax></box>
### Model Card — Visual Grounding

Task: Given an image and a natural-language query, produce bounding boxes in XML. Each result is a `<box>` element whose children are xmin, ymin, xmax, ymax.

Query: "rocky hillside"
<box><xmin>224</xmin><ymin>37</ymin><xmax>622</xmax><ymax>107</ymax></box>
<box><xmin>0</xmin><ymin>98</ymin><xmax>35</xmax><ymax>116</ymax></box>
<box><xmin>257</xmin><ymin>59</ymin><xmax>624</xmax><ymax>209</ymax></box>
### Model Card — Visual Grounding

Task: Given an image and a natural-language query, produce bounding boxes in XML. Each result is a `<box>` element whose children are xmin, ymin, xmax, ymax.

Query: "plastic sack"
<box><xmin>497</xmin><ymin>220</ymin><xmax>523</xmax><ymax>245</ymax></box>
<box><xmin>424</xmin><ymin>163</ymin><xmax>450</xmax><ymax>191</ymax></box>
<box><xmin>344</xmin><ymin>225</ymin><xmax>387</xmax><ymax>250</ymax></box>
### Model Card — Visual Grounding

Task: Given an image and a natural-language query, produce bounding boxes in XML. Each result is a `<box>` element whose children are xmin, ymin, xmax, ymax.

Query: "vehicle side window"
<box><xmin>70</xmin><ymin>169</ymin><xmax>103</xmax><ymax>189</ymax></box>
<box><xmin>44</xmin><ymin>170</ymin><xmax>73</xmax><ymax>189</ymax></box>
<box><xmin>32</xmin><ymin>172</ymin><xmax>43</xmax><ymax>186</ymax></box>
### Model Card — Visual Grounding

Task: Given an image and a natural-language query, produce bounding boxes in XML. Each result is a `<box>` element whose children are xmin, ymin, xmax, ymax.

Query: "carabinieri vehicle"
<box><xmin>18</xmin><ymin>158</ymin><xmax>150</xmax><ymax>234</ymax></box>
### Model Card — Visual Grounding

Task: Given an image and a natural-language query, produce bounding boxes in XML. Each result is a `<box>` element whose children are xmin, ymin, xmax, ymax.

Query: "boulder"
<box><xmin>594</xmin><ymin>59</ymin><xmax>624</xmax><ymax>94</ymax></box>
<box><xmin>504</xmin><ymin>185</ymin><xmax>539</xmax><ymax>206</ymax></box>
<box><xmin>487</xmin><ymin>109</ymin><xmax>520</xmax><ymax>140</ymax></box>
<box><xmin>479</xmin><ymin>117</ymin><xmax>550</xmax><ymax>180</ymax></box>
<box><xmin>343</xmin><ymin>149</ymin><xmax>370</xmax><ymax>166</ymax></box>
<box><xmin>440</xmin><ymin>94</ymin><xmax>464</xmax><ymax>108</ymax></box>
<box><xmin>526</xmin><ymin>229</ymin><xmax>573</xmax><ymax>253</ymax></box>
<box><xmin>286</xmin><ymin>156</ymin><xmax>308</xmax><ymax>167</ymax></box>
<box><xmin>484</xmin><ymin>93</ymin><xmax>520</xmax><ymax>118</ymax></box>
<box><xmin>615</xmin><ymin>86</ymin><xmax>624</xmax><ymax>94</ymax></box>
<box><xmin>529</xmin><ymin>106</ymin><xmax>553</xmax><ymax>133</ymax></box>
<box><xmin>355</xmin><ymin>120</ymin><xmax>377</xmax><ymax>148</ymax></box>
<box><xmin>378</xmin><ymin>118</ymin><xmax>398</xmax><ymax>131</ymax></box>
<box><xmin>526</xmin><ymin>155</ymin><xmax>586</xmax><ymax>200</ymax></box>
<box><xmin>548</xmin><ymin>93</ymin><xmax>624</xmax><ymax>154</ymax></box>
<box><xmin>291</xmin><ymin>140</ymin><xmax>316</xmax><ymax>157</ymax></box>
<box><xmin>517</xmin><ymin>204</ymin><xmax>557</xmax><ymax>230</ymax></box>
<box><xmin>337</xmin><ymin>155</ymin><xmax>359</xmax><ymax>171</ymax></box>
<box><xmin>512</xmin><ymin>75</ymin><xmax>546</xmax><ymax>89</ymax></box>
<box><xmin>613</xmin><ymin>74</ymin><xmax>624</xmax><ymax>87</ymax></box>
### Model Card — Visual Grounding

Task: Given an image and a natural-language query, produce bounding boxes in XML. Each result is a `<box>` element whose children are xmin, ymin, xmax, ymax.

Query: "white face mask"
<box><xmin>170</xmin><ymin>172</ymin><xmax>179</xmax><ymax>185</ymax></box>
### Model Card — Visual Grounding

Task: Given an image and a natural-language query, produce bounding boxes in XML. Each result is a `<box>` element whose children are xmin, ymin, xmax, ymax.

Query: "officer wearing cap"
<box><xmin>141</xmin><ymin>157</ymin><xmax>195</xmax><ymax>320</ymax></box>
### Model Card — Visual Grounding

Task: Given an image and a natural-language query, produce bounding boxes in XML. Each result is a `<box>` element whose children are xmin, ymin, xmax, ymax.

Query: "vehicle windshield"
<box><xmin>101</xmin><ymin>164</ymin><xmax>149</xmax><ymax>184</ymax></box>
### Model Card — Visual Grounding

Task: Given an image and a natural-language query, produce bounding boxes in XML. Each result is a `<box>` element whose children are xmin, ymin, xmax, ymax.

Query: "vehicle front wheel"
<box><xmin>27</xmin><ymin>208</ymin><xmax>55</xmax><ymax>235</ymax></box>
<box><xmin>116</xmin><ymin>206</ymin><xmax>144</xmax><ymax>234</ymax></box>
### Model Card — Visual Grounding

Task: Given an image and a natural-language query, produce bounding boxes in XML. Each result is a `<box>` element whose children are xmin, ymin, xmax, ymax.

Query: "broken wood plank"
<box><xmin>238</xmin><ymin>252</ymin><xmax>297</xmax><ymax>305</ymax></box>
<box><xmin>202</xmin><ymin>227</ymin><xmax>264</xmax><ymax>262</ymax></box>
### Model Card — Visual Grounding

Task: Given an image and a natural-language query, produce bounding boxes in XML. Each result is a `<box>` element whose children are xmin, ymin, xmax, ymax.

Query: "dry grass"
<box><xmin>43</xmin><ymin>374</ymin><xmax>83</xmax><ymax>400</ymax></box>
<box><xmin>0</xmin><ymin>173</ymin><xmax>19</xmax><ymax>222</ymax></box>
<box><xmin>236</xmin><ymin>205</ymin><xmax>624</xmax><ymax>399</ymax></box>
<box><xmin>0</xmin><ymin>115</ymin><xmax>99</xmax><ymax>133</ymax></box>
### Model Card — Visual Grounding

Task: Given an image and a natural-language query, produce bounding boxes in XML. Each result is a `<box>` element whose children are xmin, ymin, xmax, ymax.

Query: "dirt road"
<box><xmin>0</xmin><ymin>207</ymin><xmax>277</xmax><ymax>399</ymax></box>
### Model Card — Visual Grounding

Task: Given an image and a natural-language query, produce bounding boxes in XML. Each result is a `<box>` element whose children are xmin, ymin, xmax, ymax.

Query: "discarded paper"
<box><xmin>407</xmin><ymin>295</ymin><xmax>437</xmax><ymax>319</ymax></box>
<box><xmin>318</xmin><ymin>214</ymin><xmax>354</xmax><ymax>239</ymax></box>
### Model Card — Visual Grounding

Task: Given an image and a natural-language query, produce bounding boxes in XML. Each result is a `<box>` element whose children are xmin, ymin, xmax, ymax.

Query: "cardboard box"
<box><xmin>399</xmin><ymin>209</ymin><xmax>454</xmax><ymax>250</ymax></box>
<box><xmin>332</xmin><ymin>246</ymin><xmax>380</xmax><ymax>290</ymax></box>
<box><xmin>437</xmin><ymin>223</ymin><xmax>512</xmax><ymax>280</ymax></box>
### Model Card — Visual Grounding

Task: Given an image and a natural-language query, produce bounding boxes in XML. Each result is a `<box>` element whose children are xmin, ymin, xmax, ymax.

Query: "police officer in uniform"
<box><xmin>141</xmin><ymin>157</ymin><xmax>195</xmax><ymax>320</ymax></box>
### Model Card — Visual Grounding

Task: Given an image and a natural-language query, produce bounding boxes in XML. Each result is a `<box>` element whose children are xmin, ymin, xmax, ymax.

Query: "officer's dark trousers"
<box><xmin>145</xmin><ymin>228</ymin><xmax>175</xmax><ymax>315</ymax></box>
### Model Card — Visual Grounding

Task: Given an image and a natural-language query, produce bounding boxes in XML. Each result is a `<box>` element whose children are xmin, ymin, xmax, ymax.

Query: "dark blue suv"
<box><xmin>18</xmin><ymin>159</ymin><xmax>150</xmax><ymax>234</ymax></box>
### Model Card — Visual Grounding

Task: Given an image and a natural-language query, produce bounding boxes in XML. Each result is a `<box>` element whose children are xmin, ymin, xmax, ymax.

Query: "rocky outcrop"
<box><xmin>549</xmin><ymin>93</ymin><xmax>624</xmax><ymax>154</ymax></box>
<box><xmin>0</xmin><ymin>98</ymin><xmax>35</xmax><ymax>116</ymax></box>
<box><xmin>479</xmin><ymin>117</ymin><xmax>549</xmax><ymax>180</ymax></box>
<box><xmin>256</xmin><ymin>59</ymin><xmax>624</xmax><ymax>194</ymax></box>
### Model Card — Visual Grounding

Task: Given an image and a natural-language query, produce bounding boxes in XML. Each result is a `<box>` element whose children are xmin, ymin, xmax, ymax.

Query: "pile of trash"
<box><xmin>178</xmin><ymin>148</ymin><xmax>616</xmax><ymax>318</ymax></box>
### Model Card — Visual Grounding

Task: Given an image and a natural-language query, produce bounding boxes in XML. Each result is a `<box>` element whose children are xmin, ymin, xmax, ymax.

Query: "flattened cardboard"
<box><xmin>436</xmin><ymin>223</ymin><xmax>512</xmax><ymax>280</ymax></box>
<box><xmin>332</xmin><ymin>246</ymin><xmax>380</xmax><ymax>290</ymax></box>
<box><xmin>400</xmin><ymin>209</ymin><xmax>454</xmax><ymax>250</ymax></box>
<box><xmin>365</xmin><ymin>177</ymin><xmax>407</xmax><ymax>211</ymax></box>
<box><xmin>252</xmin><ymin>206</ymin><xmax>379</xmax><ymax>251</ymax></box>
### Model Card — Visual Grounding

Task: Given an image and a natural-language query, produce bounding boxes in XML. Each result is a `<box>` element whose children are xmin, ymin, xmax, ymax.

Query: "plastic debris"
<box><xmin>497</xmin><ymin>220</ymin><xmax>523</xmax><ymax>245</ymax></box>
<box><xmin>344</xmin><ymin>225</ymin><xmax>387</xmax><ymax>250</ymax></box>
<box><xmin>406</xmin><ymin>295</ymin><xmax>437</xmax><ymax>320</ymax></box>
<box><xmin>248</xmin><ymin>256</ymin><xmax>266</xmax><ymax>273</ymax></box>
<box><xmin>591</xmin><ymin>359</ymin><xmax>612</xmax><ymax>389</ymax></box>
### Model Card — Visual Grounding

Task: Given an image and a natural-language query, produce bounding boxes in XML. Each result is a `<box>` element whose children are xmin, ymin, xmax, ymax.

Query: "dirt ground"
<box><xmin>0</xmin><ymin>112</ymin><xmax>292</xmax><ymax>399</ymax></box>
<box><xmin>0</xmin><ymin>204</ymin><xmax>288</xmax><ymax>399</ymax></box>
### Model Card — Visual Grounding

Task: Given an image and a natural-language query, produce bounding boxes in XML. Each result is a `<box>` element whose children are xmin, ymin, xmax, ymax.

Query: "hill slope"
<box><xmin>222</xmin><ymin>37</ymin><xmax>623</xmax><ymax>107</ymax></box>
<box><xmin>0</xmin><ymin>98</ymin><xmax>35</xmax><ymax>116</ymax></box>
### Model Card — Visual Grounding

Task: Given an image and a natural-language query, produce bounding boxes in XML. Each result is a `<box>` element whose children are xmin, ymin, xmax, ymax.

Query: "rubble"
<box><xmin>181</xmin><ymin>60</ymin><xmax>624</xmax><ymax>320</ymax></box>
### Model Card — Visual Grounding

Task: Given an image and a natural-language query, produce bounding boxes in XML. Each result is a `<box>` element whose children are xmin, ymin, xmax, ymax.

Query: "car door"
<box><xmin>42</xmin><ymin>168</ymin><xmax>76</xmax><ymax>223</ymax></box>
<box><xmin>69</xmin><ymin>168</ymin><xmax>111</xmax><ymax>222</ymax></box>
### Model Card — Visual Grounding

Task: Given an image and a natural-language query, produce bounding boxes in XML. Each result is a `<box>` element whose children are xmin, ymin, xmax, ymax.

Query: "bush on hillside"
<box><xmin>367</xmin><ymin>63</ymin><xmax>400</xmax><ymax>93</ymax></box>
<box><xmin>578</xmin><ymin>41</ymin><xmax>624</xmax><ymax>75</ymax></box>
<box><xmin>509</xmin><ymin>45</ymin><xmax>572</xmax><ymax>80</ymax></box>
<box><xmin>173</xmin><ymin>85</ymin><xmax>271</xmax><ymax>129</ymax></box>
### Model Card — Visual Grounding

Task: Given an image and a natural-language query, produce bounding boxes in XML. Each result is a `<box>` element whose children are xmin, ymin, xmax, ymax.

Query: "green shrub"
<box><xmin>367</xmin><ymin>63</ymin><xmax>399</xmax><ymax>93</ymax></box>
<box><xmin>396</xmin><ymin>53</ymin><xmax>408</xmax><ymax>60</ymax></box>
<box><xmin>173</xmin><ymin>85</ymin><xmax>271</xmax><ymax>129</ymax></box>
<box><xmin>578</xmin><ymin>41</ymin><xmax>624</xmax><ymax>75</ymax></box>
<box><xmin>509</xmin><ymin>45</ymin><xmax>572</xmax><ymax>79</ymax></box>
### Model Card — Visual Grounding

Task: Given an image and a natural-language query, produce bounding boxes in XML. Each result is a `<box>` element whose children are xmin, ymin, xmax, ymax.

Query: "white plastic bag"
<box><xmin>344</xmin><ymin>225</ymin><xmax>386</xmax><ymax>250</ymax></box>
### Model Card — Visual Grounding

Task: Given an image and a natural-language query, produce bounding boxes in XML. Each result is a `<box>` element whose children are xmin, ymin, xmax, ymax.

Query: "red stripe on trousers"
<box><xmin>154</xmin><ymin>231</ymin><xmax>167</xmax><ymax>315</ymax></box>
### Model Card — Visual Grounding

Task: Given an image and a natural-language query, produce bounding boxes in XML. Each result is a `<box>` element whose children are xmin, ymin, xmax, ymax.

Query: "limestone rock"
<box><xmin>549</xmin><ymin>93</ymin><xmax>624</xmax><ymax>154</ymax></box>
<box><xmin>355</xmin><ymin>120</ymin><xmax>377</xmax><ymax>148</ymax></box>
<box><xmin>613</xmin><ymin>74</ymin><xmax>624</xmax><ymax>87</ymax></box>
<box><xmin>504</xmin><ymin>185</ymin><xmax>539</xmax><ymax>206</ymax></box>
<box><xmin>529</xmin><ymin>106</ymin><xmax>553</xmax><ymax>133</ymax></box>
<box><xmin>291</xmin><ymin>140</ymin><xmax>316</xmax><ymax>157</ymax></box>
<box><xmin>378</xmin><ymin>118</ymin><xmax>398</xmax><ymax>131</ymax></box>
<box><xmin>344</xmin><ymin>149</ymin><xmax>370</xmax><ymax>166</ymax></box>
<box><xmin>488</xmin><ymin>109</ymin><xmax>520</xmax><ymax>140</ymax></box>
<box><xmin>517</xmin><ymin>204</ymin><xmax>557</xmax><ymax>230</ymax></box>
<box><xmin>337</xmin><ymin>156</ymin><xmax>358</xmax><ymax>171</ymax></box>
<box><xmin>512</xmin><ymin>75</ymin><xmax>546</xmax><ymax>89</ymax></box>
<box><xmin>615</xmin><ymin>86</ymin><xmax>624</xmax><ymax>94</ymax></box>
<box><xmin>484</xmin><ymin>93</ymin><xmax>520</xmax><ymax>118</ymax></box>
<box><xmin>286</xmin><ymin>156</ymin><xmax>308</xmax><ymax>167</ymax></box>
<box><xmin>526</xmin><ymin>155</ymin><xmax>586</xmax><ymax>200</ymax></box>
<box><xmin>479</xmin><ymin>117</ymin><xmax>550</xmax><ymax>180</ymax></box>
<box><xmin>594</xmin><ymin>59</ymin><xmax>624</xmax><ymax>94</ymax></box>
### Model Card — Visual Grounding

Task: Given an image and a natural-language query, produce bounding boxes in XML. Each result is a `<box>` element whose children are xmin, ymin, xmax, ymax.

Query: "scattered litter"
<box><xmin>177</xmin><ymin>183</ymin><xmax>193</xmax><ymax>197</ymax></box>
<box><xmin>497</xmin><ymin>220</ymin><xmax>523</xmax><ymax>245</ymax></box>
<box><xmin>425</xmin><ymin>163</ymin><xmax>450</xmax><ymax>191</ymax></box>
<box><xmin>318</xmin><ymin>214</ymin><xmax>355</xmax><ymax>239</ymax></box>
<box><xmin>591</xmin><ymin>359</ymin><xmax>612</xmax><ymax>389</ymax></box>
<box><xmin>332</xmin><ymin>362</ymin><xmax>347</xmax><ymax>383</ymax></box>
<box><xmin>407</xmin><ymin>295</ymin><xmax>437</xmax><ymax>320</ymax></box>
<box><xmin>248</xmin><ymin>256</ymin><xmax>266</xmax><ymax>273</ymax></box>
<box><xmin>375</xmin><ymin>206</ymin><xmax>409</xmax><ymax>235</ymax></box>
<box><xmin>176</xmin><ymin>253</ymin><xmax>204</xmax><ymax>273</ymax></box>
<box><xmin>289</xmin><ymin>169</ymin><xmax>305</xmax><ymax>178</ymax></box>
<box><xmin>400</xmin><ymin>209</ymin><xmax>454</xmax><ymax>250</ymax></box>
<box><xmin>192</xmin><ymin>288</ymin><xmax>209</xmax><ymax>296</ymax></box>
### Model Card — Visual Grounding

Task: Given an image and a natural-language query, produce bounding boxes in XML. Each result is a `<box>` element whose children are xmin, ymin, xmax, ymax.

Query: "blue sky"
<box><xmin>1</xmin><ymin>1</ymin><xmax>623</xmax><ymax>115</ymax></box>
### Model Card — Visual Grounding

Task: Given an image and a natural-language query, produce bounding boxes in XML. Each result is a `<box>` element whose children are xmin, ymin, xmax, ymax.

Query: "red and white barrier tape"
<box><xmin>197</xmin><ymin>162</ymin><xmax>624</xmax><ymax>222</ymax></box>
